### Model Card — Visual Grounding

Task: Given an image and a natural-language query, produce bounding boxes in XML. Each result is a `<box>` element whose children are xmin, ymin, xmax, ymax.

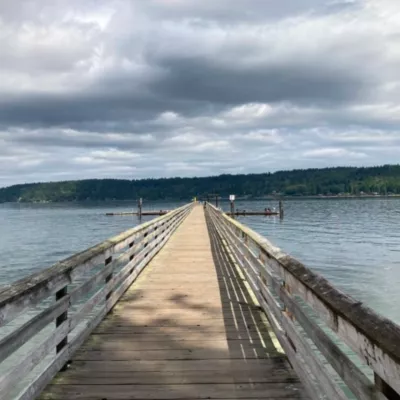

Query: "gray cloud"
<box><xmin>153</xmin><ymin>56</ymin><xmax>366</xmax><ymax>105</ymax></box>
<box><xmin>0</xmin><ymin>0</ymin><xmax>399</xmax><ymax>186</ymax></box>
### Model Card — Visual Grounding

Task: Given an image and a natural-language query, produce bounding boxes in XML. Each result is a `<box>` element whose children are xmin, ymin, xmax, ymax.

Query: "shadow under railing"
<box><xmin>204</xmin><ymin>207</ymin><xmax>292</xmax><ymax>364</ymax></box>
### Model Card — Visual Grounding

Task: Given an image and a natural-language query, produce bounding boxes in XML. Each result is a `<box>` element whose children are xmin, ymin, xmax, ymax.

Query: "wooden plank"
<box><xmin>69</xmin><ymin>282</ymin><xmax>110</xmax><ymax>332</ymax></box>
<box><xmin>53</xmin><ymin>369</ymin><xmax>299</xmax><ymax>385</ymax></box>
<box><xmin>74</xmin><ymin>348</ymin><xmax>271</xmax><ymax>361</ymax></box>
<box><xmin>97</xmin><ymin>314</ymin><xmax>266</xmax><ymax>326</ymax></box>
<box><xmin>255</xmin><ymin>284</ymin><xmax>325</xmax><ymax>400</ymax></box>
<box><xmin>114</xmin><ymin>300</ymin><xmax>263</xmax><ymax>310</ymax></box>
<box><xmin>65</xmin><ymin>357</ymin><xmax>291</xmax><ymax>372</ymax></box>
<box><xmin>280</xmin><ymin>311</ymin><xmax>349</xmax><ymax>400</ymax></box>
<box><xmin>87</xmin><ymin>330</ymin><xmax>273</xmax><ymax>341</ymax></box>
<box><xmin>41</xmin><ymin>383</ymin><xmax>307</xmax><ymax>399</ymax></box>
<box><xmin>279</xmin><ymin>286</ymin><xmax>383</xmax><ymax>400</ymax></box>
<box><xmin>281</xmin><ymin>265</ymin><xmax>400</xmax><ymax>395</ymax></box>
<box><xmin>69</xmin><ymin>262</ymin><xmax>113</xmax><ymax>304</ymax></box>
<box><xmin>16</xmin><ymin>303</ymin><xmax>109</xmax><ymax>400</ymax></box>
<box><xmin>98</xmin><ymin>319</ymin><xmax>267</xmax><ymax>328</ymax></box>
<box><xmin>108</xmin><ymin>308</ymin><xmax>263</xmax><ymax>319</ymax></box>
<box><xmin>80</xmin><ymin>338</ymin><xmax>268</xmax><ymax>351</ymax></box>
<box><xmin>92</xmin><ymin>324</ymin><xmax>273</xmax><ymax>335</ymax></box>
<box><xmin>0</xmin><ymin>320</ymin><xmax>69</xmax><ymax>395</ymax></box>
<box><xmin>0</xmin><ymin>296</ymin><xmax>69</xmax><ymax>364</ymax></box>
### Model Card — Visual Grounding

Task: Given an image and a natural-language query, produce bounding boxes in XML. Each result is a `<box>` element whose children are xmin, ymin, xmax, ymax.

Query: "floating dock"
<box><xmin>106</xmin><ymin>210</ymin><xmax>169</xmax><ymax>216</ymax></box>
<box><xmin>226</xmin><ymin>210</ymin><xmax>279</xmax><ymax>216</ymax></box>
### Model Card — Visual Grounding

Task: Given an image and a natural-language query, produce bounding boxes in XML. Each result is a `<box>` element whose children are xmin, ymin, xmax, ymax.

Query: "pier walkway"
<box><xmin>1</xmin><ymin>203</ymin><xmax>400</xmax><ymax>400</ymax></box>
<box><xmin>40</xmin><ymin>205</ymin><xmax>306</xmax><ymax>399</ymax></box>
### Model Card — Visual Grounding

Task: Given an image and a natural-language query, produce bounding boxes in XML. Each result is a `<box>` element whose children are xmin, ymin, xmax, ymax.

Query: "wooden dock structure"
<box><xmin>1</xmin><ymin>202</ymin><xmax>400</xmax><ymax>400</ymax></box>
<box><xmin>106</xmin><ymin>211</ymin><xmax>169</xmax><ymax>216</ymax></box>
<box><xmin>225</xmin><ymin>211</ymin><xmax>280</xmax><ymax>216</ymax></box>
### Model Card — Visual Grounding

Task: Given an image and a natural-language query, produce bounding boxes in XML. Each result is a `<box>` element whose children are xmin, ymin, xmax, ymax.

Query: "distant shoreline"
<box><xmin>2</xmin><ymin>194</ymin><xmax>400</xmax><ymax>204</ymax></box>
<box><xmin>2</xmin><ymin>165</ymin><xmax>400</xmax><ymax>203</ymax></box>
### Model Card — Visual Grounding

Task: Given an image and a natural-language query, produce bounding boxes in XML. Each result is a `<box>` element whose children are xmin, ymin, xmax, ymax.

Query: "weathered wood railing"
<box><xmin>0</xmin><ymin>203</ymin><xmax>193</xmax><ymax>400</ymax></box>
<box><xmin>206</xmin><ymin>203</ymin><xmax>400</xmax><ymax>400</ymax></box>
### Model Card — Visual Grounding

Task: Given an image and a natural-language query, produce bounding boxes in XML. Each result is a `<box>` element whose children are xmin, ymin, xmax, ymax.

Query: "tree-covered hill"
<box><xmin>1</xmin><ymin>165</ymin><xmax>400</xmax><ymax>202</ymax></box>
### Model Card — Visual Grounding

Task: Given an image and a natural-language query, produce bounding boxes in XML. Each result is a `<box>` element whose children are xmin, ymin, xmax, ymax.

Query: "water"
<box><xmin>0</xmin><ymin>200</ymin><xmax>188</xmax><ymax>398</ymax></box>
<box><xmin>0</xmin><ymin>201</ymin><xmax>185</xmax><ymax>285</ymax></box>
<box><xmin>0</xmin><ymin>198</ymin><xmax>399</xmax><ymax>323</ymax></box>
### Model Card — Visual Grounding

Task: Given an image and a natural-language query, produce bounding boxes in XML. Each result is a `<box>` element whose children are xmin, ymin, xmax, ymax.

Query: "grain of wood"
<box><xmin>39</xmin><ymin>205</ymin><xmax>307</xmax><ymax>400</ymax></box>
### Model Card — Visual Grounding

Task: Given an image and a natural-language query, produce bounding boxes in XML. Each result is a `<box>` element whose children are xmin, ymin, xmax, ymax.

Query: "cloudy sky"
<box><xmin>0</xmin><ymin>0</ymin><xmax>399</xmax><ymax>186</ymax></box>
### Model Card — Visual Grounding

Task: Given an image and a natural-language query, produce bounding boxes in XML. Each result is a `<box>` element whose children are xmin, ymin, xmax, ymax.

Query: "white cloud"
<box><xmin>234</xmin><ymin>129</ymin><xmax>283</xmax><ymax>144</ymax></box>
<box><xmin>156</xmin><ymin>111</ymin><xmax>181</xmax><ymax>124</ymax></box>
<box><xmin>303</xmin><ymin>148</ymin><xmax>367</xmax><ymax>158</ymax></box>
<box><xmin>222</xmin><ymin>103</ymin><xmax>274</xmax><ymax>121</ymax></box>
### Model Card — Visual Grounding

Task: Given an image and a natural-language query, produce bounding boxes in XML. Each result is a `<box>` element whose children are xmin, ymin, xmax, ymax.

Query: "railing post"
<box><xmin>375</xmin><ymin>373</ymin><xmax>400</xmax><ymax>399</ymax></box>
<box><xmin>279</xmin><ymin>200</ymin><xmax>284</xmax><ymax>219</ymax></box>
<box><xmin>229</xmin><ymin>194</ymin><xmax>235</xmax><ymax>217</ymax></box>
<box><xmin>55</xmin><ymin>285</ymin><xmax>68</xmax><ymax>370</ymax></box>
<box><xmin>105</xmin><ymin>255</ymin><xmax>113</xmax><ymax>306</ymax></box>
<box><xmin>129</xmin><ymin>241</ymin><xmax>135</xmax><ymax>274</ymax></box>
<box><xmin>138</xmin><ymin>198</ymin><xmax>142</xmax><ymax>219</ymax></box>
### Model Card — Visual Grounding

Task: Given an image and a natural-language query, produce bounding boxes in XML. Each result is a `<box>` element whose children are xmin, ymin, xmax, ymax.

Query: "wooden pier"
<box><xmin>40</xmin><ymin>206</ymin><xmax>304</xmax><ymax>399</ymax></box>
<box><xmin>1</xmin><ymin>203</ymin><xmax>400</xmax><ymax>400</ymax></box>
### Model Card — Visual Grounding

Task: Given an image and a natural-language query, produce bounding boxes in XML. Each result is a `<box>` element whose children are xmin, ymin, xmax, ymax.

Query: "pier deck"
<box><xmin>3</xmin><ymin>202</ymin><xmax>399</xmax><ymax>400</ymax></box>
<box><xmin>40</xmin><ymin>206</ymin><xmax>307</xmax><ymax>399</ymax></box>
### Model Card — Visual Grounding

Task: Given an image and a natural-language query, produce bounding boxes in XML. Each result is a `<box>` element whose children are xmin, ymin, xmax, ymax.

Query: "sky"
<box><xmin>1</xmin><ymin>0</ymin><xmax>400</xmax><ymax>187</ymax></box>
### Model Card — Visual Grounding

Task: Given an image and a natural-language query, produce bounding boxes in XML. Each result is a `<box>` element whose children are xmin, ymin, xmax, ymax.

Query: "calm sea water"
<box><xmin>0</xmin><ymin>199</ymin><xmax>399</xmax><ymax>323</ymax></box>
<box><xmin>0</xmin><ymin>201</ymin><xmax>186</xmax><ymax>285</ymax></box>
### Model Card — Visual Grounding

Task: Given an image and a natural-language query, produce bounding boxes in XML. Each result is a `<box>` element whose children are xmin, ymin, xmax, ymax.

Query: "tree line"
<box><xmin>1</xmin><ymin>165</ymin><xmax>400</xmax><ymax>202</ymax></box>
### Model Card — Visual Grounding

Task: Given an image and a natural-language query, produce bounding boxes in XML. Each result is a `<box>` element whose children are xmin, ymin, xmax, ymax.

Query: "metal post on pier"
<box><xmin>229</xmin><ymin>194</ymin><xmax>235</xmax><ymax>217</ymax></box>
<box><xmin>138</xmin><ymin>198</ymin><xmax>142</xmax><ymax>218</ymax></box>
<box><xmin>215</xmin><ymin>195</ymin><xmax>219</xmax><ymax>208</ymax></box>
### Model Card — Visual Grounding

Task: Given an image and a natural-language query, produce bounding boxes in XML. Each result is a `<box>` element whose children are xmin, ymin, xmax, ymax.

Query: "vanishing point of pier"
<box><xmin>0</xmin><ymin>203</ymin><xmax>399</xmax><ymax>400</ymax></box>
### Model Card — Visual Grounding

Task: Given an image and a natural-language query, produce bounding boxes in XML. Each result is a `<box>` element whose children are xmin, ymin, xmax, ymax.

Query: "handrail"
<box><xmin>0</xmin><ymin>202</ymin><xmax>193</xmax><ymax>400</ymax></box>
<box><xmin>206</xmin><ymin>203</ymin><xmax>400</xmax><ymax>400</ymax></box>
